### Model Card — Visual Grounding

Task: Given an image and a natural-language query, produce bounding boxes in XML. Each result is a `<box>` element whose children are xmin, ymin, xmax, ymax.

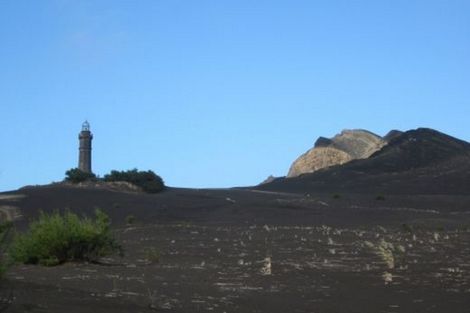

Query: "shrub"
<box><xmin>65</xmin><ymin>168</ymin><xmax>96</xmax><ymax>183</ymax></box>
<box><xmin>332</xmin><ymin>194</ymin><xmax>341</xmax><ymax>199</ymax></box>
<box><xmin>376</xmin><ymin>195</ymin><xmax>386</xmax><ymax>201</ymax></box>
<box><xmin>0</xmin><ymin>221</ymin><xmax>12</xmax><ymax>276</ymax></box>
<box><xmin>401</xmin><ymin>223</ymin><xmax>413</xmax><ymax>233</ymax></box>
<box><xmin>125</xmin><ymin>214</ymin><xmax>136</xmax><ymax>225</ymax></box>
<box><xmin>143</xmin><ymin>247</ymin><xmax>160</xmax><ymax>264</ymax></box>
<box><xmin>10</xmin><ymin>209</ymin><xmax>121</xmax><ymax>266</ymax></box>
<box><xmin>103</xmin><ymin>169</ymin><xmax>164</xmax><ymax>193</ymax></box>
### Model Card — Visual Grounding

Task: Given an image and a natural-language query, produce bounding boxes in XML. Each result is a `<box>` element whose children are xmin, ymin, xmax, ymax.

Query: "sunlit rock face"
<box><xmin>287</xmin><ymin>129</ymin><xmax>386</xmax><ymax>177</ymax></box>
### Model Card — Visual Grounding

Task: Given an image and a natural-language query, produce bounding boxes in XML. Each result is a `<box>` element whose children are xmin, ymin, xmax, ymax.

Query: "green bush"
<box><xmin>10</xmin><ymin>209</ymin><xmax>121</xmax><ymax>266</ymax></box>
<box><xmin>0</xmin><ymin>221</ymin><xmax>12</xmax><ymax>276</ymax></box>
<box><xmin>143</xmin><ymin>247</ymin><xmax>160</xmax><ymax>264</ymax></box>
<box><xmin>376</xmin><ymin>195</ymin><xmax>386</xmax><ymax>201</ymax></box>
<box><xmin>401</xmin><ymin>223</ymin><xmax>413</xmax><ymax>233</ymax></box>
<box><xmin>65</xmin><ymin>168</ymin><xmax>96</xmax><ymax>183</ymax></box>
<box><xmin>104</xmin><ymin>169</ymin><xmax>164</xmax><ymax>193</ymax></box>
<box><xmin>125</xmin><ymin>214</ymin><xmax>136</xmax><ymax>225</ymax></box>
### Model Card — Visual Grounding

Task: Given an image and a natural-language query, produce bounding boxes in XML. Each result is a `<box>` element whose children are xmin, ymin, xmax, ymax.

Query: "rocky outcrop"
<box><xmin>314</xmin><ymin>137</ymin><xmax>333</xmax><ymax>148</ymax></box>
<box><xmin>287</xmin><ymin>147</ymin><xmax>353</xmax><ymax>178</ymax></box>
<box><xmin>261</xmin><ymin>128</ymin><xmax>470</xmax><ymax>195</ymax></box>
<box><xmin>383</xmin><ymin>130</ymin><xmax>403</xmax><ymax>142</ymax></box>
<box><xmin>287</xmin><ymin>129</ymin><xmax>386</xmax><ymax>177</ymax></box>
<box><xmin>259</xmin><ymin>175</ymin><xmax>280</xmax><ymax>185</ymax></box>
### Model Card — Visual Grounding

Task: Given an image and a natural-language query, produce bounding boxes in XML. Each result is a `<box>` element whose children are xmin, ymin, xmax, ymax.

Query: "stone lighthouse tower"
<box><xmin>78</xmin><ymin>121</ymin><xmax>93</xmax><ymax>173</ymax></box>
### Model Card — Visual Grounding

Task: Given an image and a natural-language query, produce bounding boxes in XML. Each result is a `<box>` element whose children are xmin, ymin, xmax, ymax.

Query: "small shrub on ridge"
<box><xmin>104</xmin><ymin>169</ymin><xmax>164</xmax><ymax>193</ymax></box>
<box><xmin>65</xmin><ymin>168</ymin><xmax>96</xmax><ymax>183</ymax></box>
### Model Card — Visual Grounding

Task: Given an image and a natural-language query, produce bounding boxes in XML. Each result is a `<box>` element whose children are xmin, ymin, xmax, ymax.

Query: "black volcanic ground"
<box><xmin>1</xmin><ymin>128</ymin><xmax>470</xmax><ymax>312</ymax></box>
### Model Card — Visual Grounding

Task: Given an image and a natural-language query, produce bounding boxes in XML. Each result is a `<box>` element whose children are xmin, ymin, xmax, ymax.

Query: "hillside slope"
<box><xmin>262</xmin><ymin>128</ymin><xmax>470</xmax><ymax>194</ymax></box>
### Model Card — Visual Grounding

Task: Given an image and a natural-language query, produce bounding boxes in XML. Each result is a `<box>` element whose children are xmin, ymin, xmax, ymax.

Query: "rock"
<box><xmin>314</xmin><ymin>137</ymin><xmax>333</xmax><ymax>148</ymax></box>
<box><xmin>287</xmin><ymin>147</ymin><xmax>352</xmax><ymax>177</ymax></box>
<box><xmin>329</xmin><ymin>129</ymin><xmax>386</xmax><ymax>159</ymax></box>
<box><xmin>383</xmin><ymin>130</ymin><xmax>403</xmax><ymax>142</ymax></box>
<box><xmin>287</xmin><ymin>129</ymin><xmax>386</xmax><ymax>177</ymax></box>
<box><xmin>259</xmin><ymin>175</ymin><xmax>280</xmax><ymax>185</ymax></box>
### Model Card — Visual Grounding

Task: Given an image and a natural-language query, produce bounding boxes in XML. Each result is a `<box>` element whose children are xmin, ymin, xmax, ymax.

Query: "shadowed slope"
<box><xmin>355</xmin><ymin>128</ymin><xmax>470</xmax><ymax>173</ymax></box>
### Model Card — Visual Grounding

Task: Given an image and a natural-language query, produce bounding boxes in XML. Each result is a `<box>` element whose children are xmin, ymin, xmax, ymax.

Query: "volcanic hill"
<box><xmin>261</xmin><ymin>128</ymin><xmax>470</xmax><ymax>195</ymax></box>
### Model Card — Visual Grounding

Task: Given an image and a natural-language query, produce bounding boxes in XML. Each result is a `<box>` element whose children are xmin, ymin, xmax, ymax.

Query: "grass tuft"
<box><xmin>125</xmin><ymin>215</ymin><xmax>136</xmax><ymax>225</ymax></box>
<box><xmin>376</xmin><ymin>195</ymin><xmax>386</xmax><ymax>201</ymax></box>
<box><xmin>144</xmin><ymin>247</ymin><xmax>160</xmax><ymax>264</ymax></box>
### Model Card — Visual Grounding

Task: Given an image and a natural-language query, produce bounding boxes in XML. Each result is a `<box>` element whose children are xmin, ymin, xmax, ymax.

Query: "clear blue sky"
<box><xmin>1</xmin><ymin>0</ymin><xmax>469</xmax><ymax>191</ymax></box>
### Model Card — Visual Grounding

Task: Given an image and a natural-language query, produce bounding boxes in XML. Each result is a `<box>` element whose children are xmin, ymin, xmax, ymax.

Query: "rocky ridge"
<box><xmin>287</xmin><ymin>129</ymin><xmax>388</xmax><ymax>177</ymax></box>
<box><xmin>260</xmin><ymin>128</ymin><xmax>470</xmax><ymax>195</ymax></box>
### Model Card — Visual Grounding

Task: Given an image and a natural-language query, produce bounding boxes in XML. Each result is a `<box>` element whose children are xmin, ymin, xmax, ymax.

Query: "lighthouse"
<box><xmin>78</xmin><ymin>121</ymin><xmax>93</xmax><ymax>173</ymax></box>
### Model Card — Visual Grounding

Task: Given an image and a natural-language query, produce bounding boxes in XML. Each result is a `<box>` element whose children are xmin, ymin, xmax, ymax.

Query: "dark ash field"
<box><xmin>1</xmin><ymin>185</ymin><xmax>470</xmax><ymax>313</ymax></box>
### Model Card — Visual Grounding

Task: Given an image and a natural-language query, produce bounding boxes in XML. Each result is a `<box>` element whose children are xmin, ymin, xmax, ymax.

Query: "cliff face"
<box><xmin>287</xmin><ymin>129</ymin><xmax>386</xmax><ymax>177</ymax></box>
<box><xmin>287</xmin><ymin>147</ymin><xmax>352</xmax><ymax>178</ymax></box>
